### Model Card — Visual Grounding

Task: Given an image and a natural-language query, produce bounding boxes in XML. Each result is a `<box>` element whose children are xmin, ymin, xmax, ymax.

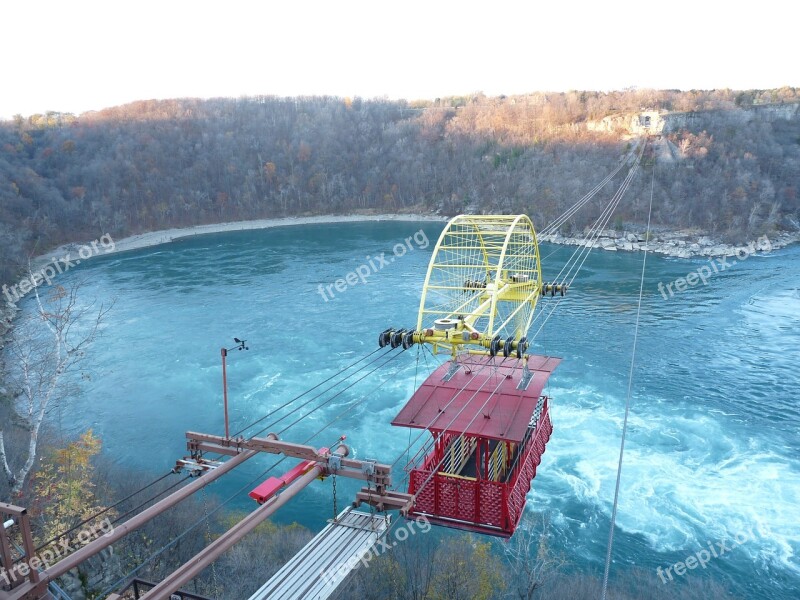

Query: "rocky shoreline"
<box><xmin>539</xmin><ymin>229</ymin><xmax>800</xmax><ymax>259</ymax></box>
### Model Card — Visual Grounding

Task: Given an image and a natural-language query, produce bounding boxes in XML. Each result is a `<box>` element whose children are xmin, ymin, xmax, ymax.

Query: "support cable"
<box><xmin>109</xmin><ymin>475</ymin><xmax>194</xmax><ymax>526</ymax></box>
<box><xmin>527</xmin><ymin>142</ymin><xmax>645</xmax><ymax>344</ymax></box>
<box><xmin>104</xmin><ymin>346</ymin><xmax>474</xmax><ymax>595</ymax></box>
<box><xmin>232</xmin><ymin>346</ymin><xmax>387</xmax><ymax>438</ymax></box>
<box><xmin>539</xmin><ymin>142</ymin><xmax>638</xmax><ymax>238</ymax></box>
<box><xmin>600</xmin><ymin>162</ymin><xmax>654</xmax><ymax>600</ymax></box>
<box><xmin>553</xmin><ymin>142</ymin><xmax>644</xmax><ymax>284</ymax></box>
<box><xmin>99</xmin><ymin>352</ymin><xmax>415</xmax><ymax>597</ymax></box>
<box><xmin>35</xmin><ymin>470</ymin><xmax>176</xmax><ymax>553</ymax></box>
<box><xmin>261</xmin><ymin>348</ymin><xmax>405</xmax><ymax>438</ymax></box>
<box><xmin>303</xmin><ymin>351</ymin><xmax>418</xmax><ymax>445</ymax></box>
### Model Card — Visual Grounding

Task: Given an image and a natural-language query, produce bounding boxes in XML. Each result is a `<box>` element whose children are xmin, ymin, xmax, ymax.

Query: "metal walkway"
<box><xmin>248</xmin><ymin>509</ymin><xmax>390</xmax><ymax>600</ymax></box>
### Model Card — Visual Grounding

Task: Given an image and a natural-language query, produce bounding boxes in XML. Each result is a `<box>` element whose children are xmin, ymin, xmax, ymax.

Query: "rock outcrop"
<box><xmin>539</xmin><ymin>229</ymin><xmax>799</xmax><ymax>259</ymax></box>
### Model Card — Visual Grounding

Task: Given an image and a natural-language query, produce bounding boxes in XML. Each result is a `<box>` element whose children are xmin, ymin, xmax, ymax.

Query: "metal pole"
<box><xmin>18</xmin><ymin>511</ymin><xmax>39</xmax><ymax>585</ymax></box>
<box><xmin>142</xmin><ymin>463</ymin><xmax>324</xmax><ymax>599</ymax></box>
<box><xmin>38</xmin><ymin>450</ymin><xmax>256</xmax><ymax>582</ymax></box>
<box><xmin>221</xmin><ymin>348</ymin><xmax>229</xmax><ymax>439</ymax></box>
<box><xmin>0</xmin><ymin>515</ymin><xmax>15</xmax><ymax>591</ymax></box>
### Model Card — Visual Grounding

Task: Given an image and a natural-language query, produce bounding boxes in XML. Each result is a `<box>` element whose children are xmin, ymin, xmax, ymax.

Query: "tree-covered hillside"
<box><xmin>2</xmin><ymin>88</ymin><xmax>799</xmax><ymax>285</ymax></box>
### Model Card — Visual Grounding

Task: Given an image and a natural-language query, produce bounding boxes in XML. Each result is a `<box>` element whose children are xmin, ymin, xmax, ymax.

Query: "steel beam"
<box><xmin>354</xmin><ymin>488</ymin><xmax>414</xmax><ymax>514</ymax></box>
<box><xmin>185</xmin><ymin>432</ymin><xmax>394</xmax><ymax>489</ymax></box>
<box><xmin>142</xmin><ymin>462</ymin><xmax>324</xmax><ymax>599</ymax></box>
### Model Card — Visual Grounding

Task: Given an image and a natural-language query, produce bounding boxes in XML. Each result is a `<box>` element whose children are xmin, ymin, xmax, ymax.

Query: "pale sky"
<box><xmin>1</xmin><ymin>0</ymin><xmax>796</xmax><ymax>119</ymax></box>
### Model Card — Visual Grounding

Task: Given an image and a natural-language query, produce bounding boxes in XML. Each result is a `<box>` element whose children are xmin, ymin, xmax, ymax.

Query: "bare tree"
<box><xmin>503</xmin><ymin>514</ymin><xmax>565</xmax><ymax>600</ymax></box>
<box><xmin>0</xmin><ymin>280</ymin><xmax>112</xmax><ymax>496</ymax></box>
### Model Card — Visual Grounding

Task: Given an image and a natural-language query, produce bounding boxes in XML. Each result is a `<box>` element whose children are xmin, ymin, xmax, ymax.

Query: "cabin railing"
<box><xmin>409</xmin><ymin>468</ymin><xmax>506</xmax><ymax>531</ymax></box>
<box><xmin>487</xmin><ymin>440</ymin><xmax>511</xmax><ymax>481</ymax></box>
<box><xmin>408</xmin><ymin>396</ymin><xmax>552</xmax><ymax>535</ymax></box>
<box><xmin>506</xmin><ymin>398</ymin><xmax>552</xmax><ymax>527</ymax></box>
<box><xmin>440</xmin><ymin>435</ymin><xmax>476</xmax><ymax>476</ymax></box>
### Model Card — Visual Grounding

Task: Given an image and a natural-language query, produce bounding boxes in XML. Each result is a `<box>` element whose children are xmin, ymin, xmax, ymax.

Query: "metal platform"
<box><xmin>247</xmin><ymin>509</ymin><xmax>390</xmax><ymax>600</ymax></box>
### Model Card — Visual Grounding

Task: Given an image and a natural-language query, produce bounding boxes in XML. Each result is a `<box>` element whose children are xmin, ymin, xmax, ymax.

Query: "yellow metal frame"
<box><xmin>415</xmin><ymin>214</ymin><xmax>542</xmax><ymax>357</ymax></box>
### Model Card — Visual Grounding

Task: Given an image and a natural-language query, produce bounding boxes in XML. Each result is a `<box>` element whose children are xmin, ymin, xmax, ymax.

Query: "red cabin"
<box><xmin>392</xmin><ymin>354</ymin><xmax>559</xmax><ymax>537</ymax></box>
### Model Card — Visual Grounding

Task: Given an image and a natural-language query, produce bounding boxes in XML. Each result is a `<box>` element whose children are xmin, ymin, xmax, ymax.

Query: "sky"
<box><xmin>1</xmin><ymin>0</ymin><xmax>796</xmax><ymax>119</ymax></box>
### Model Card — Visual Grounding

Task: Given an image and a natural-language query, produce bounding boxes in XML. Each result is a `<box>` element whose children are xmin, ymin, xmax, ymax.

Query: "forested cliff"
<box><xmin>2</xmin><ymin>88</ymin><xmax>800</xmax><ymax>284</ymax></box>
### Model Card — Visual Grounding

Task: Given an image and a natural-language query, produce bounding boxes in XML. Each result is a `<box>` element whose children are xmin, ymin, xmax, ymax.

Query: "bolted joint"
<box><xmin>327</xmin><ymin>454</ymin><xmax>342</xmax><ymax>473</ymax></box>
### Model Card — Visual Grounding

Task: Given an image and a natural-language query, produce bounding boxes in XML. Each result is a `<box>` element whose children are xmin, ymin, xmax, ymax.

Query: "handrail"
<box><xmin>505</xmin><ymin>397</ymin><xmax>549</xmax><ymax>484</ymax></box>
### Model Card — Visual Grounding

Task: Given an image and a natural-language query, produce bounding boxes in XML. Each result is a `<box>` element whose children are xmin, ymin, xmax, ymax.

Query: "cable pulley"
<box><xmin>380</xmin><ymin>325</ymin><xmax>533</xmax><ymax>358</ymax></box>
<box><xmin>378</xmin><ymin>327</ymin><xmax>419</xmax><ymax>350</ymax></box>
<box><xmin>390</xmin><ymin>328</ymin><xmax>407</xmax><ymax>349</ymax></box>
<box><xmin>541</xmin><ymin>283</ymin><xmax>568</xmax><ymax>296</ymax></box>
<box><xmin>378</xmin><ymin>328</ymin><xmax>392</xmax><ymax>348</ymax></box>
<box><xmin>489</xmin><ymin>335</ymin><xmax>502</xmax><ymax>357</ymax></box>
<box><xmin>402</xmin><ymin>331</ymin><xmax>415</xmax><ymax>350</ymax></box>
<box><xmin>516</xmin><ymin>336</ymin><xmax>528</xmax><ymax>359</ymax></box>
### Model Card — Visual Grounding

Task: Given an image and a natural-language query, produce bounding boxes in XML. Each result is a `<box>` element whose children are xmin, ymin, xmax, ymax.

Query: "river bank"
<box><xmin>539</xmin><ymin>228</ymin><xmax>800</xmax><ymax>258</ymax></box>
<box><xmin>2</xmin><ymin>213</ymin><xmax>447</xmax><ymax>350</ymax></box>
<box><xmin>32</xmin><ymin>213</ymin><xmax>449</xmax><ymax>269</ymax></box>
<box><xmin>3</xmin><ymin>215</ymin><xmax>799</xmax><ymax>349</ymax></box>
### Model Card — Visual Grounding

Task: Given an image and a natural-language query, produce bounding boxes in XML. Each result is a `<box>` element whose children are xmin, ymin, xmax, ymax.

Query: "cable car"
<box><xmin>380</xmin><ymin>215</ymin><xmax>563</xmax><ymax>537</ymax></box>
<box><xmin>392</xmin><ymin>353</ymin><xmax>557</xmax><ymax>536</ymax></box>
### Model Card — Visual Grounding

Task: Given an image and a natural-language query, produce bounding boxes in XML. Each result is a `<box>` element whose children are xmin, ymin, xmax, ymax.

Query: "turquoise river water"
<box><xmin>16</xmin><ymin>221</ymin><xmax>800</xmax><ymax>599</ymax></box>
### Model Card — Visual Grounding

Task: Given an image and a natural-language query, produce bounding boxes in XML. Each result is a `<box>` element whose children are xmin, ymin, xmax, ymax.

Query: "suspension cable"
<box><xmin>245</xmin><ymin>349</ymin><xmax>405</xmax><ymax>439</ymax></box>
<box><xmin>35</xmin><ymin>470</ymin><xmax>176</xmax><ymax>552</ymax></box>
<box><xmin>539</xmin><ymin>142</ymin><xmax>639</xmax><ymax>238</ymax></box>
<box><xmin>553</xmin><ymin>141</ymin><xmax>645</xmax><ymax>284</ymax></box>
<box><xmin>303</xmin><ymin>351</ymin><xmax>419</xmax><ymax>445</ymax></box>
<box><xmin>232</xmin><ymin>346</ymin><xmax>386</xmax><ymax>438</ymax></box>
<box><xmin>103</xmin><ymin>350</ymin><xmax>412</xmax><ymax>594</ymax></box>
<box><xmin>99</xmin><ymin>364</ymin><xmax>411</xmax><ymax>598</ymax></box>
<box><xmin>600</xmin><ymin>162</ymin><xmax>654</xmax><ymax>600</ymax></box>
<box><xmin>526</xmin><ymin>141</ymin><xmax>645</xmax><ymax>344</ymax></box>
<box><xmin>109</xmin><ymin>475</ymin><xmax>194</xmax><ymax>526</ymax></box>
<box><xmin>274</xmin><ymin>348</ymin><xmax>407</xmax><ymax>437</ymax></box>
<box><xmin>531</xmin><ymin>178</ymin><xmax>636</xmax><ymax>340</ymax></box>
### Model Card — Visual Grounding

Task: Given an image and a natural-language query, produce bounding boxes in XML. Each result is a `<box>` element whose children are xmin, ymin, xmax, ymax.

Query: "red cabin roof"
<box><xmin>392</xmin><ymin>354</ymin><xmax>560</xmax><ymax>443</ymax></box>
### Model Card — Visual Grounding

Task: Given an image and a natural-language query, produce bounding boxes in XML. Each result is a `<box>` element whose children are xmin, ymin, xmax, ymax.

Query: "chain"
<box><xmin>366</xmin><ymin>480</ymin><xmax>379</xmax><ymax>532</ymax></box>
<box><xmin>332</xmin><ymin>473</ymin><xmax>338</xmax><ymax>521</ymax></box>
<box><xmin>368</xmin><ymin>482</ymin><xmax>375</xmax><ymax>517</ymax></box>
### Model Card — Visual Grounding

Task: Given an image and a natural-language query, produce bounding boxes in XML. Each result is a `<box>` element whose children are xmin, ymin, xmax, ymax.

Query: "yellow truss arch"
<box><xmin>415</xmin><ymin>214</ymin><xmax>543</xmax><ymax>357</ymax></box>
